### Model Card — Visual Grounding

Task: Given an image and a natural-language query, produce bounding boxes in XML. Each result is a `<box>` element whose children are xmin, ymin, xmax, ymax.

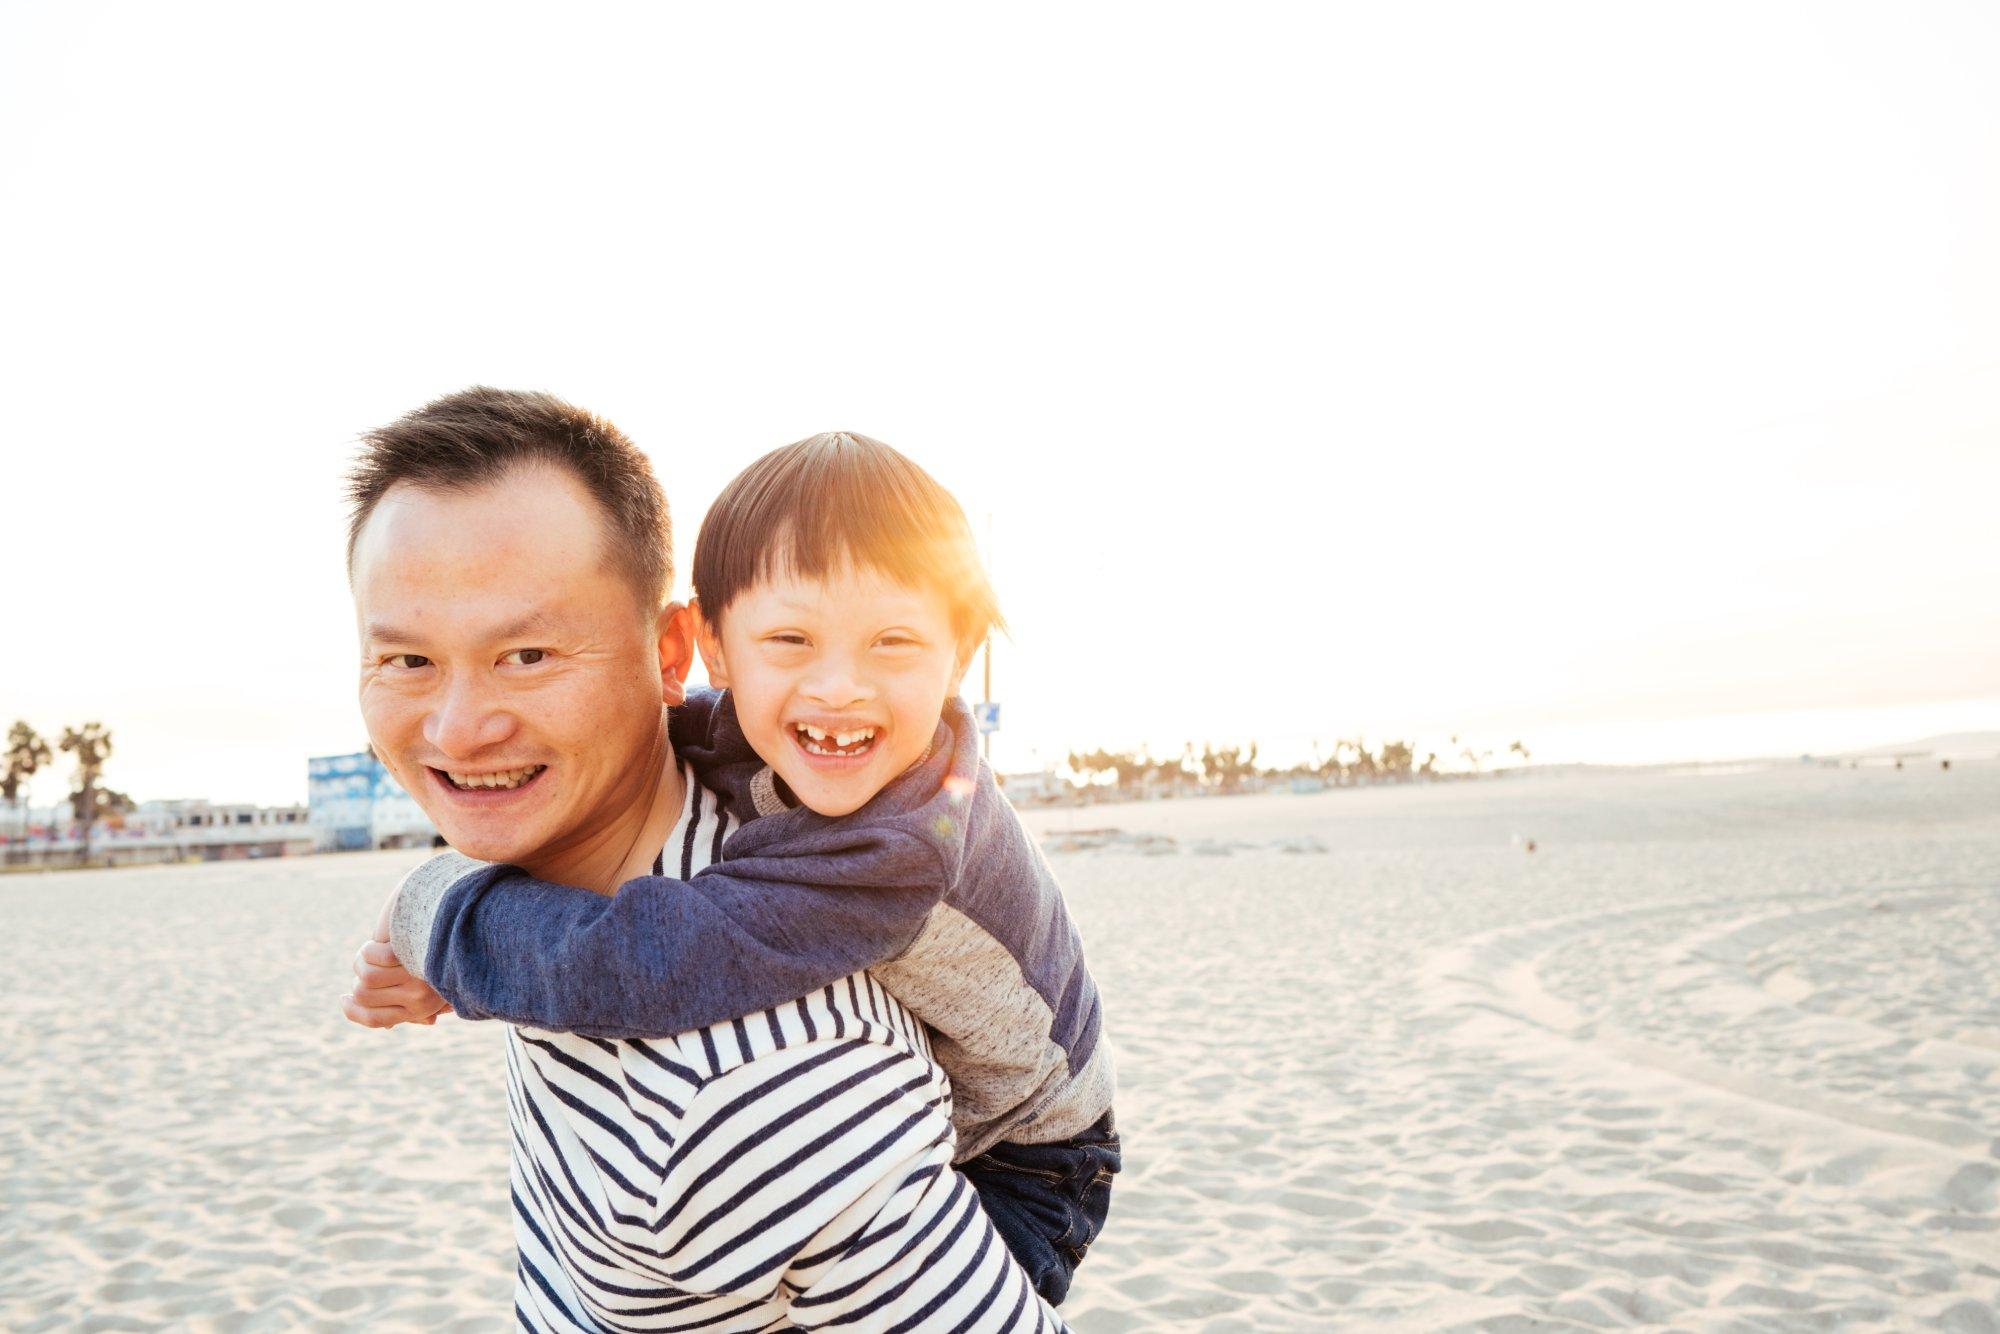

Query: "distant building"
<box><xmin>307</xmin><ymin>752</ymin><xmax>436</xmax><ymax>851</ymax></box>
<box><xmin>142</xmin><ymin>799</ymin><xmax>315</xmax><ymax>860</ymax></box>
<box><xmin>0</xmin><ymin>798</ymin><xmax>314</xmax><ymax>866</ymax></box>
<box><xmin>996</xmin><ymin>770</ymin><xmax>1068</xmax><ymax>805</ymax></box>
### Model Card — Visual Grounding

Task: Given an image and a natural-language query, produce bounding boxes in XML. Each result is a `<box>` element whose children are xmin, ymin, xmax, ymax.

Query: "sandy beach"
<box><xmin>5</xmin><ymin>761</ymin><xmax>1997</xmax><ymax>1331</ymax></box>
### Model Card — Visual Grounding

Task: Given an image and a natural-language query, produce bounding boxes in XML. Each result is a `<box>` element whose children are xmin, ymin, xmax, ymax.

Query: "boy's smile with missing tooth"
<box><xmin>793</xmin><ymin>723</ymin><xmax>876</xmax><ymax>757</ymax></box>
<box><xmin>697</xmin><ymin>564</ymin><xmax>974</xmax><ymax>819</ymax></box>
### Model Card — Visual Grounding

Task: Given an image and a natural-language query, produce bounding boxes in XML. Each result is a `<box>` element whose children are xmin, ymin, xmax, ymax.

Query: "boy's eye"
<box><xmin>768</xmin><ymin>633</ymin><xmax>809</xmax><ymax>646</ymax></box>
<box><xmin>387</xmin><ymin>654</ymin><xmax>431</xmax><ymax>670</ymax></box>
<box><xmin>501</xmin><ymin>649</ymin><xmax>548</xmax><ymax>666</ymax></box>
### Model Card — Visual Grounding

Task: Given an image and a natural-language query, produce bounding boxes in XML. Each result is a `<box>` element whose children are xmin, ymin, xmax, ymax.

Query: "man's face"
<box><xmin>699</xmin><ymin>563</ymin><xmax>971</xmax><ymax>818</ymax></box>
<box><xmin>351</xmin><ymin>464</ymin><xmax>687</xmax><ymax>870</ymax></box>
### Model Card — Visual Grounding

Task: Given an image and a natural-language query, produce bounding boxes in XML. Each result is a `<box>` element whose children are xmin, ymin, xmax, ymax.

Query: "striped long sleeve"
<box><xmin>508</xmin><ymin>973</ymin><xmax>1066</xmax><ymax>1333</ymax></box>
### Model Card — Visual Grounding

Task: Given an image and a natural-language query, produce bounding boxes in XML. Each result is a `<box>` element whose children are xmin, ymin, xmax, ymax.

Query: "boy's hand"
<box><xmin>341</xmin><ymin>891</ymin><xmax>452</xmax><ymax>1029</ymax></box>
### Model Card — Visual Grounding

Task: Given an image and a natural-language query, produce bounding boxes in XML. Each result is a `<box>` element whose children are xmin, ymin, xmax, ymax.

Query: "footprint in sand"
<box><xmin>325</xmin><ymin>1233</ymin><xmax>403</xmax><ymax>1262</ymax></box>
<box><xmin>1432</xmin><ymin>1218</ymin><xmax>1545</xmax><ymax>1244</ymax></box>
<box><xmin>1941</xmin><ymin>1300</ymin><xmax>2000</xmax><ymax>1333</ymax></box>
<box><xmin>313</xmin><ymin>1284</ymin><xmax>370</xmax><ymax>1312</ymax></box>
<box><xmin>1215</xmin><ymin>1270</ymin><xmax>1288</xmax><ymax>1295</ymax></box>
<box><xmin>1943</xmin><ymin>1162</ymin><xmax>1999</xmax><ymax>1213</ymax></box>
<box><xmin>272</xmin><ymin>1204</ymin><xmax>324</xmax><ymax>1231</ymax></box>
<box><xmin>1273</xmin><ymin>1189</ymin><xmax>1371</xmax><ymax>1219</ymax></box>
<box><xmin>1646</xmin><ymin>1169</ymin><xmax>1730</xmax><ymax>1194</ymax></box>
<box><xmin>1521</xmin><ymin>1262</ymin><xmax>1592</xmax><ymax>1292</ymax></box>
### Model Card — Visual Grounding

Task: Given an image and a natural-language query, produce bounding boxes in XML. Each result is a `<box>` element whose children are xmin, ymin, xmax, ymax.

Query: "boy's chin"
<box><xmin>781</xmin><ymin>770</ymin><xmax>872</xmax><ymax>819</ymax></box>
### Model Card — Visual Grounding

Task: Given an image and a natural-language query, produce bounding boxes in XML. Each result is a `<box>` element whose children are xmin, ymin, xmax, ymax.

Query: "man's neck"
<box><xmin>524</xmin><ymin>722</ymin><xmax>688</xmax><ymax>895</ymax></box>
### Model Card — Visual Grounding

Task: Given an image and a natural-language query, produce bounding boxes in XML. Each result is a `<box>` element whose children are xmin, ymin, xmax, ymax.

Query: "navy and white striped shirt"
<box><xmin>506</xmin><ymin>771</ymin><xmax>1068</xmax><ymax>1332</ymax></box>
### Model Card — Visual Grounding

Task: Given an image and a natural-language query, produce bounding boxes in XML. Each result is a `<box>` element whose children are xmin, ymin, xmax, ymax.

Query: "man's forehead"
<box><xmin>360</xmin><ymin>467</ymin><xmax>598</xmax><ymax>543</ymax></box>
<box><xmin>349</xmin><ymin>463</ymin><xmax>664</xmax><ymax>630</ymax></box>
<box><xmin>353</xmin><ymin>479</ymin><xmax>625</xmax><ymax>619</ymax></box>
<box><xmin>363</xmin><ymin>603</ymin><xmax>576</xmax><ymax>646</ymax></box>
<box><xmin>353</xmin><ymin>471</ymin><xmax>612</xmax><ymax>578</ymax></box>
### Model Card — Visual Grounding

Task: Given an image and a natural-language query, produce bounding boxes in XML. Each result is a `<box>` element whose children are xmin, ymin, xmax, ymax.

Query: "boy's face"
<box><xmin>698</xmin><ymin>563</ymin><xmax>973</xmax><ymax>818</ymax></box>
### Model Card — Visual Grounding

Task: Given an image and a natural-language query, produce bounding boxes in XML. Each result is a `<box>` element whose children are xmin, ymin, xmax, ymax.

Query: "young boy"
<box><xmin>367</xmin><ymin>431</ymin><xmax>1118</xmax><ymax>1306</ymax></box>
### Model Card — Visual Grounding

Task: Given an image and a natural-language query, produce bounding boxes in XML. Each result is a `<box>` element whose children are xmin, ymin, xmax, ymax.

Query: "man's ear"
<box><xmin>656</xmin><ymin>601</ymin><xmax>696</xmax><ymax>705</ymax></box>
<box><xmin>690</xmin><ymin>599</ymin><xmax>731</xmax><ymax>690</ymax></box>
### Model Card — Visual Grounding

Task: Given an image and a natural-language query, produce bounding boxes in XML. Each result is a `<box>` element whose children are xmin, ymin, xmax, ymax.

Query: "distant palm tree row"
<box><xmin>4</xmin><ymin>719</ymin><xmax>126</xmax><ymax>862</ymax></box>
<box><xmin>1065</xmin><ymin>736</ymin><xmax>1530</xmax><ymax>796</ymax></box>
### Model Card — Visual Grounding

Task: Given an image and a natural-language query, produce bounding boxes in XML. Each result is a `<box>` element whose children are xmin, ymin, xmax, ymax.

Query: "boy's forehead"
<box><xmin>743</xmin><ymin>563</ymin><xmax>953</xmax><ymax>614</ymax></box>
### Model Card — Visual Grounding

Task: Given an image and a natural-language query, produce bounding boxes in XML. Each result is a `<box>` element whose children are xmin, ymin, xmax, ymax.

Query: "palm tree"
<box><xmin>1379</xmin><ymin>740</ymin><xmax>1415</xmax><ymax>781</ymax></box>
<box><xmin>3</xmin><ymin>721</ymin><xmax>53</xmax><ymax>850</ymax></box>
<box><xmin>1350</xmin><ymin>739</ymin><xmax>1380</xmax><ymax>785</ymax></box>
<box><xmin>97</xmin><ymin>788</ymin><xmax>137</xmax><ymax>823</ymax></box>
<box><xmin>1508</xmin><ymin>739</ymin><xmax>1531</xmax><ymax>765</ymax></box>
<box><xmin>1198</xmin><ymin>742</ymin><xmax>1258</xmax><ymax>793</ymax></box>
<box><xmin>59</xmin><ymin>722</ymin><xmax>113</xmax><ymax>864</ymax></box>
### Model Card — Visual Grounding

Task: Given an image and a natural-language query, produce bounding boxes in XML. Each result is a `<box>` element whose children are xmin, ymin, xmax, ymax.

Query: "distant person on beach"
<box><xmin>337</xmin><ymin>390</ymin><xmax>1111</xmax><ymax>1330</ymax></box>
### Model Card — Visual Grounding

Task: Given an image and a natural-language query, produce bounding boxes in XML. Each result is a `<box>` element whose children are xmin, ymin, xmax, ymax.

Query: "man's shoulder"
<box><xmin>516</xmin><ymin>970</ymin><xmax>934</xmax><ymax>1086</ymax></box>
<box><xmin>720</xmin><ymin>971</ymin><xmax>932</xmax><ymax>1075</ymax></box>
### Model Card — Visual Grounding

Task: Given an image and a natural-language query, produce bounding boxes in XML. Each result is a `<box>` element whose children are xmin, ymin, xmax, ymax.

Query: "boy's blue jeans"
<box><xmin>960</xmin><ymin>1112</ymin><xmax>1121</xmax><ymax>1306</ymax></box>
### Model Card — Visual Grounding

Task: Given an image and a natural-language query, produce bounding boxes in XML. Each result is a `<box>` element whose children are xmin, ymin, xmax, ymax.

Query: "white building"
<box><xmin>308</xmin><ymin>752</ymin><xmax>436</xmax><ymax>851</ymax></box>
<box><xmin>996</xmin><ymin>769</ymin><xmax>1069</xmax><ymax>805</ymax></box>
<box><xmin>0</xmin><ymin>798</ymin><xmax>314</xmax><ymax>867</ymax></box>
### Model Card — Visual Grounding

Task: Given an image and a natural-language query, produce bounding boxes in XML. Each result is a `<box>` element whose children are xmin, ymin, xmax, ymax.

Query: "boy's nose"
<box><xmin>801</xmin><ymin>662</ymin><xmax>870</xmax><ymax>709</ymax></box>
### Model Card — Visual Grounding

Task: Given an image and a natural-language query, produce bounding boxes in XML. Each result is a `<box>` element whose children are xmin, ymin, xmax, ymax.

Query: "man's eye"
<box><xmin>502</xmin><ymin>649</ymin><xmax>547</xmax><ymax>666</ymax></box>
<box><xmin>388</xmin><ymin>654</ymin><xmax>431</xmax><ymax>670</ymax></box>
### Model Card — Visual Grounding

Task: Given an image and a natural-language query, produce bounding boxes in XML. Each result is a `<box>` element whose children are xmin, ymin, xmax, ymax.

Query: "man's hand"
<box><xmin>341</xmin><ymin>889</ymin><xmax>452</xmax><ymax>1029</ymax></box>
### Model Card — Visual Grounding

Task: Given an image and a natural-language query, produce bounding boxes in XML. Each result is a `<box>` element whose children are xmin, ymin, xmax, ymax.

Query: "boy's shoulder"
<box><xmin>668</xmin><ymin>688</ymin><xmax>768</xmax><ymax>822</ymax></box>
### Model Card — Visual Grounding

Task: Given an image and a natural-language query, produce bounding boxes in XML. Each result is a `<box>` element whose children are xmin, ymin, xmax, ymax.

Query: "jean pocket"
<box><xmin>1062</xmin><ymin>1161</ymin><xmax>1117</xmax><ymax>1259</ymax></box>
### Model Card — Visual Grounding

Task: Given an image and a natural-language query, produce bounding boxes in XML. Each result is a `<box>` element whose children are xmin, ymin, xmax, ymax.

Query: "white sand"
<box><xmin>5</xmin><ymin>762</ymin><xmax>1997</xmax><ymax>1330</ymax></box>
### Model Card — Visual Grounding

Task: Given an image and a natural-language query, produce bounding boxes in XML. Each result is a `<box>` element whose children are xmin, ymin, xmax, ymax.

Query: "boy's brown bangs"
<box><xmin>694</xmin><ymin>432</ymin><xmax>1003</xmax><ymax>645</ymax></box>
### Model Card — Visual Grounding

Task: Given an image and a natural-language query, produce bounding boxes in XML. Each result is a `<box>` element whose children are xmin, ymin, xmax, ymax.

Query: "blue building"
<box><xmin>307</xmin><ymin>752</ymin><xmax>436</xmax><ymax>851</ymax></box>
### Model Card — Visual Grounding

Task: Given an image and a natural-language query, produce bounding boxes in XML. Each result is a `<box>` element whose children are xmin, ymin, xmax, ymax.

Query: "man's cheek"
<box><xmin>538</xmin><ymin>675</ymin><xmax>635</xmax><ymax>752</ymax></box>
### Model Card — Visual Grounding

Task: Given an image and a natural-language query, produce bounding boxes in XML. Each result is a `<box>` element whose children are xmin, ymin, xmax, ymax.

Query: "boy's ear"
<box><xmin>655</xmin><ymin>601</ymin><xmax>696</xmax><ymax>706</ymax></box>
<box><xmin>690</xmin><ymin>599</ymin><xmax>731</xmax><ymax>690</ymax></box>
<box><xmin>948</xmin><ymin>637</ymin><xmax>980</xmax><ymax>699</ymax></box>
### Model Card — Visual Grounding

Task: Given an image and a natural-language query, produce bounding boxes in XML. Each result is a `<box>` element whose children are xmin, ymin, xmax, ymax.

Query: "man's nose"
<box><xmin>424</xmin><ymin>674</ymin><xmax>518</xmax><ymax>757</ymax></box>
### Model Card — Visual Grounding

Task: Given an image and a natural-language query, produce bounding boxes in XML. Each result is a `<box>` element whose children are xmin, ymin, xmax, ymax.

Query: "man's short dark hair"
<box><xmin>347</xmin><ymin>387</ymin><xmax>671</xmax><ymax>612</ymax></box>
<box><xmin>693</xmin><ymin>431</ymin><xmax>1002</xmax><ymax>649</ymax></box>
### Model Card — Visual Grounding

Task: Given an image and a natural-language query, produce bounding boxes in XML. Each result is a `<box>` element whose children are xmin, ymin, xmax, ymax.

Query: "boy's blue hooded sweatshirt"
<box><xmin>390</xmin><ymin>687</ymin><xmax>1114</xmax><ymax>1160</ymax></box>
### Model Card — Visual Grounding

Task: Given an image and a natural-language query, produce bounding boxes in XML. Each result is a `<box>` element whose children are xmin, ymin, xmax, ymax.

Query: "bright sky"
<box><xmin>4</xmin><ymin>2</ymin><xmax>1997</xmax><ymax>807</ymax></box>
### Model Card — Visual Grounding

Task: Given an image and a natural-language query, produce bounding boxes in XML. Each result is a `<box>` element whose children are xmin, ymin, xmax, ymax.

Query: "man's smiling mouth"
<box><xmin>792</xmin><ymin>723</ymin><xmax>877</xmax><ymax>758</ymax></box>
<box><xmin>434</xmin><ymin>764</ymin><xmax>548</xmax><ymax>791</ymax></box>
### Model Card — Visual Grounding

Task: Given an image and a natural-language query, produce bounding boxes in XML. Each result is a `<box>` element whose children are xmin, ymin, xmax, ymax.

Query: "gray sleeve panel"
<box><xmin>748</xmin><ymin>767</ymin><xmax>789</xmax><ymax>818</ymax></box>
<box><xmin>873</xmin><ymin>903</ymin><xmax>1116</xmax><ymax>1160</ymax></box>
<box><xmin>388</xmin><ymin>851</ymin><xmax>487</xmax><ymax>984</ymax></box>
<box><xmin>1005</xmin><ymin>1035</ymin><xmax>1117</xmax><ymax>1153</ymax></box>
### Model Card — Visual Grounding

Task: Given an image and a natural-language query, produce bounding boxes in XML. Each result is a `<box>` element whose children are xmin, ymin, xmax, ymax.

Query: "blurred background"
<box><xmin>7</xmin><ymin>9</ymin><xmax>2000</xmax><ymax>1329</ymax></box>
<box><xmin>3</xmin><ymin>1</ymin><xmax>1996</xmax><ymax>825</ymax></box>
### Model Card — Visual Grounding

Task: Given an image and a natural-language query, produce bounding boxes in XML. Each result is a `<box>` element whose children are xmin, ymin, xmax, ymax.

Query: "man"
<box><xmin>340</xmin><ymin>387</ymin><xmax>1067</xmax><ymax>1332</ymax></box>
